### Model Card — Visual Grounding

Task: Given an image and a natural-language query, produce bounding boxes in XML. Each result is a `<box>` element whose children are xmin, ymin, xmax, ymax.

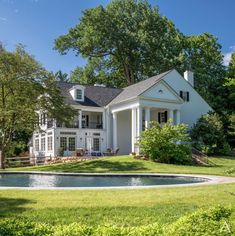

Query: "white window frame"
<box><xmin>47</xmin><ymin>136</ymin><xmax>53</xmax><ymax>151</ymax></box>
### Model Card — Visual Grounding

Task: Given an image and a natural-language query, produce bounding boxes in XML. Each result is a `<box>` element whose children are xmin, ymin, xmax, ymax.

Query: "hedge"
<box><xmin>0</xmin><ymin>206</ymin><xmax>233</xmax><ymax>236</ymax></box>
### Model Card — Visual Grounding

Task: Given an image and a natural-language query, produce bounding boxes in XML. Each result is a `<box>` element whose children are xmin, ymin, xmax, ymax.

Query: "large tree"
<box><xmin>55</xmin><ymin>0</ymin><xmax>226</xmax><ymax>113</ymax></box>
<box><xmin>55</xmin><ymin>0</ymin><xmax>184</xmax><ymax>86</ymax></box>
<box><xmin>183</xmin><ymin>33</ymin><xmax>227</xmax><ymax>111</ymax></box>
<box><xmin>0</xmin><ymin>45</ymin><xmax>75</xmax><ymax>169</ymax></box>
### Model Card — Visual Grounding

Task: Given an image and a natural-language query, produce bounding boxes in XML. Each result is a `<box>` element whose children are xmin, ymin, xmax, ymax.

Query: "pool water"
<box><xmin>0</xmin><ymin>173</ymin><xmax>206</xmax><ymax>188</ymax></box>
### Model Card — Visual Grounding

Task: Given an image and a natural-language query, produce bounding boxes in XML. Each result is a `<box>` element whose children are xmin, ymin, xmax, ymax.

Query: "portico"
<box><xmin>111</xmin><ymin>101</ymin><xmax>182</xmax><ymax>155</ymax></box>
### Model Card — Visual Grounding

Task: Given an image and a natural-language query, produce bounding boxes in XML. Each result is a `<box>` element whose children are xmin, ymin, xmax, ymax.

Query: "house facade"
<box><xmin>31</xmin><ymin>69</ymin><xmax>212</xmax><ymax>158</ymax></box>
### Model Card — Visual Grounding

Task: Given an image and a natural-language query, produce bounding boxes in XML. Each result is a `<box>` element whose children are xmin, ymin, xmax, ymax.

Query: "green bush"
<box><xmin>137</xmin><ymin>121</ymin><xmax>192</xmax><ymax>164</ymax></box>
<box><xmin>0</xmin><ymin>218</ymin><xmax>52</xmax><ymax>236</ymax></box>
<box><xmin>0</xmin><ymin>207</ymin><xmax>232</xmax><ymax>236</ymax></box>
<box><xmin>191</xmin><ymin>113</ymin><xmax>231</xmax><ymax>155</ymax></box>
<box><xmin>165</xmin><ymin>206</ymin><xmax>233</xmax><ymax>236</ymax></box>
<box><xmin>53</xmin><ymin>223</ymin><xmax>93</xmax><ymax>236</ymax></box>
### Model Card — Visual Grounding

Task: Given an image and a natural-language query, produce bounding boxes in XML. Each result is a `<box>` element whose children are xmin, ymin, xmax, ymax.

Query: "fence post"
<box><xmin>0</xmin><ymin>150</ymin><xmax>2</xmax><ymax>169</ymax></box>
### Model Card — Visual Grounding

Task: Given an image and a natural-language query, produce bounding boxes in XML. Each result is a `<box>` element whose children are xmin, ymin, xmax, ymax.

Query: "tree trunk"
<box><xmin>0</xmin><ymin>149</ymin><xmax>5</xmax><ymax>169</ymax></box>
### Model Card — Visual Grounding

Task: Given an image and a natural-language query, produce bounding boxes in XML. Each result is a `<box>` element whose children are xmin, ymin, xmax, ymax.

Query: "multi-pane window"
<box><xmin>47</xmin><ymin>136</ymin><xmax>53</xmax><ymax>151</ymax></box>
<box><xmin>158</xmin><ymin>111</ymin><xmax>167</xmax><ymax>124</ymax></box>
<box><xmin>180</xmin><ymin>91</ymin><xmax>189</xmax><ymax>102</ymax></box>
<box><xmin>76</xmin><ymin>89</ymin><xmax>82</xmax><ymax>100</ymax></box>
<box><xmin>93</xmin><ymin>138</ymin><xmax>100</xmax><ymax>151</ymax></box>
<box><xmin>60</xmin><ymin>137</ymin><xmax>76</xmax><ymax>151</ymax></box>
<box><xmin>60</xmin><ymin>137</ymin><xmax>67</xmax><ymax>150</ymax></box>
<box><xmin>68</xmin><ymin>137</ymin><xmax>76</xmax><ymax>151</ymax></box>
<box><xmin>41</xmin><ymin>138</ymin><xmax>45</xmax><ymax>151</ymax></box>
<box><xmin>35</xmin><ymin>139</ymin><xmax>39</xmax><ymax>151</ymax></box>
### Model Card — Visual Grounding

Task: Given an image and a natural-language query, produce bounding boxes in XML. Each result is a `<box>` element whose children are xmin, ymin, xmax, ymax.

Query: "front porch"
<box><xmin>112</xmin><ymin>104</ymin><xmax>181</xmax><ymax>155</ymax></box>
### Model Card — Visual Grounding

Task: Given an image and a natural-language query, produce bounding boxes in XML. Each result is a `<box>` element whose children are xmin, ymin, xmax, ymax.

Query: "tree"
<box><xmin>55</xmin><ymin>70</ymin><xmax>69</xmax><ymax>82</ymax></box>
<box><xmin>190</xmin><ymin>113</ymin><xmax>230</xmax><ymax>155</ymax></box>
<box><xmin>182</xmin><ymin>33</ymin><xmax>227</xmax><ymax>112</ymax></box>
<box><xmin>138</xmin><ymin>121</ymin><xmax>191</xmax><ymax>164</ymax></box>
<box><xmin>0</xmin><ymin>45</ymin><xmax>75</xmax><ymax>169</ymax></box>
<box><xmin>70</xmin><ymin>57</ymin><xmax>125</xmax><ymax>87</ymax></box>
<box><xmin>55</xmin><ymin>0</ymin><xmax>184</xmax><ymax>87</ymax></box>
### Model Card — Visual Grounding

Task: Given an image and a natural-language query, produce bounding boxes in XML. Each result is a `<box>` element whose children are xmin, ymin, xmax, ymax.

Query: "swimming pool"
<box><xmin>0</xmin><ymin>172</ymin><xmax>208</xmax><ymax>189</ymax></box>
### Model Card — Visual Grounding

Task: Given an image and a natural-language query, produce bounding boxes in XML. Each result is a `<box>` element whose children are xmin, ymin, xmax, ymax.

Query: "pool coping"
<box><xmin>0</xmin><ymin>171</ymin><xmax>235</xmax><ymax>190</ymax></box>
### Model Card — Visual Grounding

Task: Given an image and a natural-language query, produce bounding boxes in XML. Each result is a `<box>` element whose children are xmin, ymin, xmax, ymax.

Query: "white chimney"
<box><xmin>184</xmin><ymin>70</ymin><xmax>194</xmax><ymax>87</ymax></box>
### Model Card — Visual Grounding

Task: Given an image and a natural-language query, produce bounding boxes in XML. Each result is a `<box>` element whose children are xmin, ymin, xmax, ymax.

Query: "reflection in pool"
<box><xmin>0</xmin><ymin>173</ymin><xmax>207</xmax><ymax>188</ymax></box>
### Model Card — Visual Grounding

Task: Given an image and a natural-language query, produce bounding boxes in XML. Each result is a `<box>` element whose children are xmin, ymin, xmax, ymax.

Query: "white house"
<box><xmin>31</xmin><ymin>69</ymin><xmax>212</xmax><ymax>158</ymax></box>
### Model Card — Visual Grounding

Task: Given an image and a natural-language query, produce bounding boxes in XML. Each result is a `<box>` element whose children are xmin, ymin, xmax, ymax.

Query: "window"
<box><xmin>60</xmin><ymin>137</ymin><xmax>76</xmax><ymax>151</ymax></box>
<box><xmin>41</xmin><ymin>138</ymin><xmax>45</xmax><ymax>151</ymax></box>
<box><xmin>93</xmin><ymin>138</ymin><xmax>100</xmax><ymax>151</ymax></box>
<box><xmin>68</xmin><ymin>137</ymin><xmax>76</xmax><ymax>151</ymax></box>
<box><xmin>35</xmin><ymin>139</ymin><xmax>39</xmax><ymax>151</ymax></box>
<box><xmin>76</xmin><ymin>89</ymin><xmax>82</xmax><ymax>100</ymax></box>
<box><xmin>60</xmin><ymin>137</ymin><xmax>67</xmax><ymax>150</ymax></box>
<box><xmin>180</xmin><ymin>91</ymin><xmax>189</xmax><ymax>102</ymax></box>
<box><xmin>158</xmin><ymin>111</ymin><xmax>167</xmax><ymax>124</ymax></box>
<box><xmin>47</xmin><ymin>136</ymin><xmax>53</xmax><ymax>151</ymax></box>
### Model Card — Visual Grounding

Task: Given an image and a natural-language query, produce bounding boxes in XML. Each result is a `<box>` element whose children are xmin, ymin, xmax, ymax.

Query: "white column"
<box><xmin>79</xmin><ymin>110</ymin><xmax>82</xmax><ymax>129</ymax></box>
<box><xmin>136</xmin><ymin>106</ymin><xmax>143</xmax><ymax>137</ymax></box>
<box><xmin>176</xmin><ymin>110</ymin><xmax>180</xmax><ymax>124</ymax></box>
<box><xmin>168</xmin><ymin>109</ymin><xmax>174</xmax><ymax>123</ymax></box>
<box><xmin>113</xmin><ymin>112</ymin><xmax>117</xmax><ymax>150</ymax></box>
<box><xmin>106</xmin><ymin>111</ymin><xmax>111</xmax><ymax>148</ymax></box>
<box><xmin>131</xmin><ymin>108</ymin><xmax>137</xmax><ymax>152</ymax></box>
<box><xmin>145</xmin><ymin>107</ymin><xmax>150</xmax><ymax>129</ymax></box>
<box><xmin>102</xmin><ymin>110</ymin><xmax>106</xmax><ymax>130</ymax></box>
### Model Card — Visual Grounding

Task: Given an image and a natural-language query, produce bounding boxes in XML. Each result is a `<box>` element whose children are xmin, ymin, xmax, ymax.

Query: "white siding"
<box><xmin>163</xmin><ymin>70</ymin><xmax>212</xmax><ymax>128</ymax></box>
<box><xmin>116</xmin><ymin>110</ymin><xmax>132</xmax><ymax>155</ymax></box>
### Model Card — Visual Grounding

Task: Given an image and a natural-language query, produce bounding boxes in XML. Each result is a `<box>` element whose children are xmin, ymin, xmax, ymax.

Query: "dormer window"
<box><xmin>76</xmin><ymin>89</ymin><xmax>82</xmax><ymax>100</ymax></box>
<box><xmin>69</xmin><ymin>85</ymin><xmax>85</xmax><ymax>102</ymax></box>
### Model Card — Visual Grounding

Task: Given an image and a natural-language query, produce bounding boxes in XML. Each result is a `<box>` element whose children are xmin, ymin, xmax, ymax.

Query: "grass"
<box><xmin>1</xmin><ymin>155</ymin><xmax>235</xmax><ymax>228</ymax></box>
<box><xmin>0</xmin><ymin>184</ymin><xmax>235</xmax><ymax>227</ymax></box>
<box><xmin>6</xmin><ymin>155</ymin><xmax>235</xmax><ymax>177</ymax></box>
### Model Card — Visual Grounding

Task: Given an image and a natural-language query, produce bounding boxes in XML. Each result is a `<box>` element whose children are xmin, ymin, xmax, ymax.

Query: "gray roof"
<box><xmin>57</xmin><ymin>70</ymin><xmax>172</xmax><ymax>107</ymax></box>
<box><xmin>108</xmin><ymin>70</ymin><xmax>172</xmax><ymax>105</ymax></box>
<box><xmin>57</xmin><ymin>82</ymin><xmax>123</xmax><ymax>107</ymax></box>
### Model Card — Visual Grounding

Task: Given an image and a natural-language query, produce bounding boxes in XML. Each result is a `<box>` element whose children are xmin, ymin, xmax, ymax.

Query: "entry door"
<box><xmin>93</xmin><ymin>138</ymin><xmax>100</xmax><ymax>152</ymax></box>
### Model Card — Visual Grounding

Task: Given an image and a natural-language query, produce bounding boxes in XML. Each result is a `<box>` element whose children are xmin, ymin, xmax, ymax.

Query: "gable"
<box><xmin>140</xmin><ymin>81</ymin><xmax>183</xmax><ymax>103</ymax></box>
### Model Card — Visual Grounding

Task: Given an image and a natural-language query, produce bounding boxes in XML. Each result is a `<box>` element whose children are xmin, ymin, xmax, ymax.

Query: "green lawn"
<box><xmin>7</xmin><ymin>155</ymin><xmax>235</xmax><ymax>177</ymax></box>
<box><xmin>1</xmin><ymin>155</ymin><xmax>235</xmax><ymax>228</ymax></box>
<box><xmin>1</xmin><ymin>184</ymin><xmax>235</xmax><ymax>227</ymax></box>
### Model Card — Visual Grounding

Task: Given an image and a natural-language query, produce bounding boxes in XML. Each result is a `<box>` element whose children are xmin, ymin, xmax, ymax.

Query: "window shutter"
<box><xmin>187</xmin><ymin>92</ymin><xmax>189</xmax><ymax>101</ymax></box>
<box><xmin>180</xmin><ymin>91</ymin><xmax>183</xmax><ymax>98</ymax></box>
<box><xmin>164</xmin><ymin>111</ymin><xmax>168</xmax><ymax>123</ymax></box>
<box><xmin>158</xmin><ymin>112</ymin><xmax>161</xmax><ymax>123</ymax></box>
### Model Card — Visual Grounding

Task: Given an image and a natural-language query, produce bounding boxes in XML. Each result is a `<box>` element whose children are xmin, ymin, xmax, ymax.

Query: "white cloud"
<box><xmin>223</xmin><ymin>45</ymin><xmax>235</xmax><ymax>66</ymax></box>
<box><xmin>0</xmin><ymin>16</ymin><xmax>7</xmax><ymax>21</ymax></box>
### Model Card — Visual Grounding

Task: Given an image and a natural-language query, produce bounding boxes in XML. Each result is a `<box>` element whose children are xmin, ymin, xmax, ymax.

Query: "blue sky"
<box><xmin>0</xmin><ymin>0</ymin><xmax>234</xmax><ymax>74</ymax></box>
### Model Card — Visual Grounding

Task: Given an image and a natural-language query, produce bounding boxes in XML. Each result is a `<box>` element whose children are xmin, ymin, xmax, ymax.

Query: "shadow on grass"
<box><xmin>31</xmin><ymin>159</ymin><xmax>150</xmax><ymax>173</ymax></box>
<box><xmin>0</xmin><ymin>197</ymin><xmax>35</xmax><ymax>218</ymax></box>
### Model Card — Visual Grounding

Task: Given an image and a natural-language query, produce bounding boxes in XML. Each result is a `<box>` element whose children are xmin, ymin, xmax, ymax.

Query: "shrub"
<box><xmin>0</xmin><ymin>207</ymin><xmax>232</xmax><ymax>236</ymax></box>
<box><xmin>138</xmin><ymin>121</ymin><xmax>192</xmax><ymax>164</ymax></box>
<box><xmin>0</xmin><ymin>218</ymin><xmax>52</xmax><ymax>236</ymax></box>
<box><xmin>191</xmin><ymin>113</ymin><xmax>231</xmax><ymax>155</ymax></box>
<box><xmin>54</xmin><ymin>223</ymin><xmax>93</xmax><ymax>236</ymax></box>
<box><xmin>165</xmin><ymin>206</ymin><xmax>232</xmax><ymax>236</ymax></box>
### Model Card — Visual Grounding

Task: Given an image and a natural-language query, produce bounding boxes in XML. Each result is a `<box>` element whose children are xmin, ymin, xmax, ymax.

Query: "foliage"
<box><xmin>165</xmin><ymin>206</ymin><xmax>232</xmax><ymax>236</ymax></box>
<box><xmin>183</xmin><ymin>33</ymin><xmax>227</xmax><ymax>112</ymax></box>
<box><xmin>191</xmin><ymin>113</ymin><xmax>231</xmax><ymax>155</ymax></box>
<box><xmin>0</xmin><ymin>206</ymin><xmax>232</xmax><ymax>236</ymax></box>
<box><xmin>55</xmin><ymin>70</ymin><xmax>69</xmax><ymax>82</ymax></box>
<box><xmin>138</xmin><ymin>121</ymin><xmax>191</xmax><ymax>164</ymax></box>
<box><xmin>0</xmin><ymin>45</ymin><xmax>75</xmax><ymax>169</ymax></box>
<box><xmin>55</xmin><ymin>0</ymin><xmax>184</xmax><ymax>86</ymax></box>
<box><xmin>0</xmin><ymin>218</ymin><xmax>52</xmax><ymax>236</ymax></box>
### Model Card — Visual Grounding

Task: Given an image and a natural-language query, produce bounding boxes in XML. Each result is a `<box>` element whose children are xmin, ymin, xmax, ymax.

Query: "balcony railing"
<box><xmin>56</xmin><ymin>121</ymin><xmax>102</xmax><ymax>129</ymax></box>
